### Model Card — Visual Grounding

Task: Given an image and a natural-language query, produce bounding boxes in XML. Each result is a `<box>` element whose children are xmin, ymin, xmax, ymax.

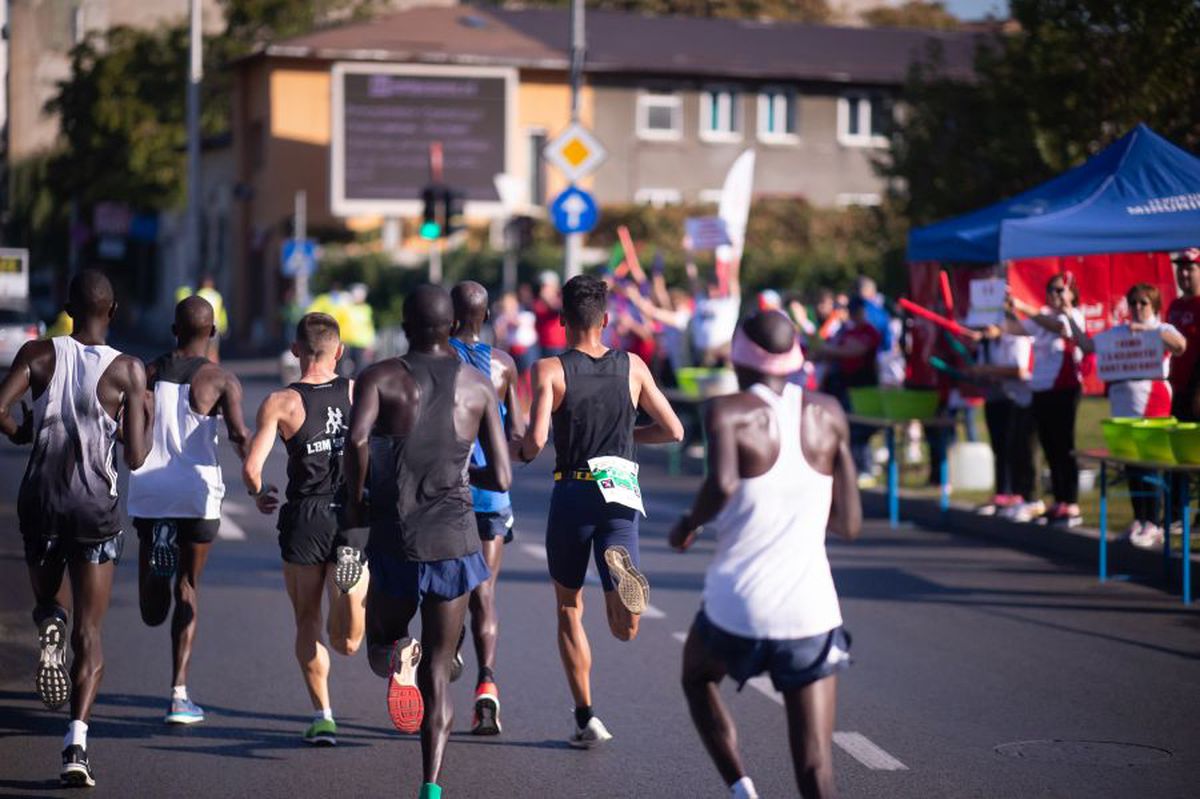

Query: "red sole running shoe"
<box><xmin>472</xmin><ymin>682</ymin><xmax>501</xmax><ymax>735</ymax></box>
<box><xmin>387</xmin><ymin>638</ymin><xmax>423</xmax><ymax>733</ymax></box>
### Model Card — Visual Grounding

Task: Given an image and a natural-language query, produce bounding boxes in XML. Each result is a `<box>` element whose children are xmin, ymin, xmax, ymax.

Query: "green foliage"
<box><xmin>220</xmin><ymin>0</ymin><xmax>386</xmax><ymax>49</ymax></box>
<box><xmin>882</xmin><ymin>0</ymin><xmax>1200</xmax><ymax>226</ymax></box>
<box><xmin>862</xmin><ymin>1</ymin><xmax>960</xmax><ymax>30</ymax></box>
<box><xmin>483</xmin><ymin>0</ymin><xmax>830</xmax><ymax>22</ymax></box>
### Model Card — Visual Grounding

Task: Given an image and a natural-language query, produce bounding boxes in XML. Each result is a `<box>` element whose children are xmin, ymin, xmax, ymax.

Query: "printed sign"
<box><xmin>0</xmin><ymin>248</ymin><xmax>30</xmax><ymax>299</ymax></box>
<box><xmin>684</xmin><ymin>217</ymin><xmax>732</xmax><ymax>251</ymax></box>
<box><xmin>965</xmin><ymin>278</ymin><xmax>1007</xmax><ymax>327</ymax></box>
<box><xmin>1093</xmin><ymin>326</ymin><xmax>1166</xmax><ymax>383</ymax></box>
<box><xmin>544</xmin><ymin>122</ymin><xmax>607</xmax><ymax>183</ymax></box>
<box><xmin>587</xmin><ymin>456</ymin><xmax>646</xmax><ymax>516</ymax></box>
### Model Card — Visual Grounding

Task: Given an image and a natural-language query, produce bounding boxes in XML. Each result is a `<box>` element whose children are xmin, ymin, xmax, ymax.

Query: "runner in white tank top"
<box><xmin>127</xmin><ymin>296</ymin><xmax>250</xmax><ymax>726</ymax></box>
<box><xmin>0</xmin><ymin>270</ymin><xmax>150</xmax><ymax>788</ymax></box>
<box><xmin>670</xmin><ymin>310</ymin><xmax>862</xmax><ymax>799</ymax></box>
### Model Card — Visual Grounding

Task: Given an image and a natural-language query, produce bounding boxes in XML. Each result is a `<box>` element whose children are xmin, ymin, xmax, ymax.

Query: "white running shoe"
<box><xmin>1131</xmin><ymin>523</ymin><xmax>1165</xmax><ymax>549</ymax></box>
<box><xmin>568</xmin><ymin>716</ymin><xmax>613</xmax><ymax>749</ymax></box>
<box><xmin>1124</xmin><ymin>521</ymin><xmax>1144</xmax><ymax>543</ymax></box>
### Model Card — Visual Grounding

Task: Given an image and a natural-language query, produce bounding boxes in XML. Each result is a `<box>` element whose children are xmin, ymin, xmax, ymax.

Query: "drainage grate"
<box><xmin>995</xmin><ymin>739</ymin><xmax>1172</xmax><ymax>766</ymax></box>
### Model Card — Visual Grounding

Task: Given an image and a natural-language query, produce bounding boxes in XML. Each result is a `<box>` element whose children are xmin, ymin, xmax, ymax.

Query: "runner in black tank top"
<box><xmin>243</xmin><ymin>313</ymin><xmax>369</xmax><ymax>747</ymax></box>
<box><xmin>518</xmin><ymin>274</ymin><xmax>683</xmax><ymax>748</ymax></box>
<box><xmin>345</xmin><ymin>285</ymin><xmax>510</xmax><ymax>798</ymax></box>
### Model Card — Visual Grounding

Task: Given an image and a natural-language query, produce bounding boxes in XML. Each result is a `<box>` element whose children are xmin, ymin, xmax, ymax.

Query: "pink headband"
<box><xmin>730</xmin><ymin>326</ymin><xmax>805</xmax><ymax>376</ymax></box>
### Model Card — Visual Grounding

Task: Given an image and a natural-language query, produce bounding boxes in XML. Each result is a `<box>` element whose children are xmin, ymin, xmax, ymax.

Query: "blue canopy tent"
<box><xmin>907</xmin><ymin>124</ymin><xmax>1200</xmax><ymax>263</ymax></box>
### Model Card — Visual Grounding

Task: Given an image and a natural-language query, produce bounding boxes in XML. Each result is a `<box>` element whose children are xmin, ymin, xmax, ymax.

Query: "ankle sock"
<box><xmin>478</xmin><ymin>667</ymin><xmax>495</xmax><ymax>686</ymax></box>
<box><xmin>314</xmin><ymin>708</ymin><xmax>334</xmax><ymax>722</ymax></box>
<box><xmin>64</xmin><ymin>720</ymin><xmax>88</xmax><ymax>750</ymax></box>
<box><xmin>574</xmin><ymin>705</ymin><xmax>593</xmax><ymax>729</ymax></box>
<box><xmin>730</xmin><ymin>776</ymin><xmax>759</xmax><ymax>799</ymax></box>
<box><xmin>418</xmin><ymin>783</ymin><xmax>442</xmax><ymax>799</ymax></box>
<box><xmin>172</xmin><ymin>685</ymin><xmax>188</xmax><ymax>701</ymax></box>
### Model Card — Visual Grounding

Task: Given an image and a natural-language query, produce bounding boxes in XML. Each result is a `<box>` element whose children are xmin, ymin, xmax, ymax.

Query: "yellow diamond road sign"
<box><xmin>545</xmin><ymin>122</ymin><xmax>607</xmax><ymax>183</ymax></box>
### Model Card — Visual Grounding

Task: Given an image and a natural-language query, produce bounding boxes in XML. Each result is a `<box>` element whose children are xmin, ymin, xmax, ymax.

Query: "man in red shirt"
<box><xmin>533</xmin><ymin>271</ymin><xmax>568</xmax><ymax>357</ymax></box>
<box><xmin>1167</xmin><ymin>248</ymin><xmax>1200</xmax><ymax>421</ymax></box>
<box><xmin>813</xmin><ymin>297</ymin><xmax>883</xmax><ymax>482</ymax></box>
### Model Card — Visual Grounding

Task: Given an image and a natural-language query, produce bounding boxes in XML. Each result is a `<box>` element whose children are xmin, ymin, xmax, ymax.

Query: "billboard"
<box><xmin>331</xmin><ymin>63</ymin><xmax>515</xmax><ymax>217</ymax></box>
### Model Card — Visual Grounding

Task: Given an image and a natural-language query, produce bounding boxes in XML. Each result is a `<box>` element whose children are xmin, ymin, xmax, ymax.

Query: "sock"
<box><xmin>64</xmin><ymin>720</ymin><xmax>88</xmax><ymax>750</ymax></box>
<box><xmin>477</xmin><ymin>666</ymin><xmax>495</xmax><ymax>686</ymax></box>
<box><xmin>730</xmin><ymin>776</ymin><xmax>759</xmax><ymax>799</ymax></box>
<box><xmin>314</xmin><ymin>708</ymin><xmax>334</xmax><ymax>722</ymax></box>
<box><xmin>574</xmin><ymin>705</ymin><xmax>593</xmax><ymax>729</ymax></box>
<box><xmin>172</xmin><ymin>685</ymin><xmax>188</xmax><ymax>701</ymax></box>
<box><xmin>418</xmin><ymin>783</ymin><xmax>442</xmax><ymax>799</ymax></box>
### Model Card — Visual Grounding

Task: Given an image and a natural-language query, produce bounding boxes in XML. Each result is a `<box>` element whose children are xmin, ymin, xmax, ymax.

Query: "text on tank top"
<box><xmin>702</xmin><ymin>383</ymin><xmax>843</xmax><ymax>640</ymax></box>
<box><xmin>127</xmin><ymin>353</ymin><xmax>225</xmax><ymax>519</ymax></box>
<box><xmin>367</xmin><ymin>352</ymin><xmax>477</xmax><ymax>562</ymax></box>
<box><xmin>449</xmin><ymin>338</ymin><xmax>511</xmax><ymax>512</ymax></box>
<box><xmin>19</xmin><ymin>336</ymin><xmax>123</xmax><ymax>542</ymax></box>
<box><xmin>552</xmin><ymin>348</ymin><xmax>637</xmax><ymax>474</ymax></box>
<box><xmin>282</xmin><ymin>377</ymin><xmax>352</xmax><ymax>500</ymax></box>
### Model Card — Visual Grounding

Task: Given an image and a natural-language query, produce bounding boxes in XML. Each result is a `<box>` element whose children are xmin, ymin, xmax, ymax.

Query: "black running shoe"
<box><xmin>60</xmin><ymin>744</ymin><xmax>95</xmax><ymax>787</ymax></box>
<box><xmin>449</xmin><ymin>625</ymin><xmax>466</xmax><ymax>684</ymax></box>
<box><xmin>149</xmin><ymin>520</ymin><xmax>179</xmax><ymax>579</ymax></box>
<box><xmin>333</xmin><ymin>546</ymin><xmax>364</xmax><ymax>594</ymax></box>
<box><xmin>36</xmin><ymin>616</ymin><xmax>70</xmax><ymax>710</ymax></box>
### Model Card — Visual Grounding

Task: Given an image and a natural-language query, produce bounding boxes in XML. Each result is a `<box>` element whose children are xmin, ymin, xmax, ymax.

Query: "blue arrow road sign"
<box><xmin>281</xmin><ymin>238</ymin><xmax>317</xmax><ymax>277</ymax></box>
<box><xmin>550</xmin><ymin>186</ymin><xmax>598</xmax><ymax>235</ymax></box>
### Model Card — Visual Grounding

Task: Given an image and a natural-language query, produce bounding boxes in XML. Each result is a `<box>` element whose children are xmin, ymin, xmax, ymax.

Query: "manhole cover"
<box><xmin>995</xmin><ymin>740</ymin><xmax>1171</xmax><ymax>766</ymax></box>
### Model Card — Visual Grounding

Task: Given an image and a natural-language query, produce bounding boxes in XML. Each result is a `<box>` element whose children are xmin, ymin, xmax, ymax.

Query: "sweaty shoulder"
<box><xmin>458</xmin><ymin>360</ymin><xmax>494</xmax><ymax>403</ymax></box>
<box><xmin>802</xmin><ymin>390</ymin><xmax>848</xmax><ymax>432</ymax></box>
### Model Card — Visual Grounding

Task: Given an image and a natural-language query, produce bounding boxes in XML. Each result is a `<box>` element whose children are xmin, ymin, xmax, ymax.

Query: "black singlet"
<box><xmin>368</xmin><ymin>352</ymin><xmax>476</xmax><ymax>562</ymax></box>
<box><xmin>552</xmin><ymin>348</ymin><xmax>637</xmax><ymax>474</ymax></box>
<box><xmin>282</xmin><ymin>377</ymin><xmax>351</xmax><ymax>500</ymax></box>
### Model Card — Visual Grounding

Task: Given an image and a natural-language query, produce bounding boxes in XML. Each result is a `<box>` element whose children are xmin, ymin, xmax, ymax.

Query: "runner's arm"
<box><xmin>242</xmin><ymin>394</ymin><xmax>282</xmax><ymax>513</ymax></box>
<box><xmin>631</xmin><ymin>354</ymin><xmax>684</xmax><ymax>445</ymax></box>
<box><xmin>220</xmin><ymin>372</ymin><xmax>252</xmax><ymax>460</ymax></box>
<box><xmin>499</xmin><ymin>353</ymin><xmax>526</xmax><ymax>442</ymax></box>
<box><xmin>119</xmin><ymin>356</ymin><xmax>151</xmax><ymax>470</ymax></box>
<box><xmin>826</xmin><ymin>404</ymin><xmax>862</xmax><ymax>541</ymax></box>
<box><xmin>345</xmin><ymin>369</ymin><xmax>381</xmax><ymax>521</ymax></box>
<box><xmin>669</xmin><ymin>398</ymin><xmax>738</xmax><ymax>551</ymax></box>
<box><xmin>471</xmin><ymin>383</ymin><xmax>512</xmax><ymax>493</ymax></box>
<box><xmin>517</xmin><ymin>358</ymin><xmax>556</xmax><ymax>463</ymax></box>
<box><xmin>0</xmin><ymin>341</ymin><xmax>36</xmax><ymax>444</ymax></box>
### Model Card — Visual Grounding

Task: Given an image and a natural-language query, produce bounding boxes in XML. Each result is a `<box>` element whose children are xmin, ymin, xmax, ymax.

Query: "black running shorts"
<box><xmin>278</xmin><ymin>496</ymin><xmax>367</xmax><ymax>566</ymax></box>
<box><xmin>133</xmin><ymin>517</ymin><xmax>220</xmax><ymax>546</ymax></box>
<box><xmin>23</xmin><ymin>531</ymin><xmax>125</xmax><ymax>568</ymax></box>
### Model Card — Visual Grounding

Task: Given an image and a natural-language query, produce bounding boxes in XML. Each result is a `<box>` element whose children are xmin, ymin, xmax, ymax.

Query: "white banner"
<box><xmin>1093</xmin><ymin>327</ymin><xmax>1166</xmax><ymax>383</ymax></box>
<box><xmin>964</xmin><ymin>278</ymin><xmax>1007</xmax><ymax>327</ymax></box>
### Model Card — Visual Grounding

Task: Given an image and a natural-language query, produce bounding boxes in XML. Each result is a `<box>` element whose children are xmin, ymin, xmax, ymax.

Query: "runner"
<box><xmin>669</xmin><ymin>310</ymin><xmax>861</xmax><ymax>799</ymax></box>
<box><xmin>516</xmin><ymin>274</ymin><xmax>683</xmax><ymax>747</ymax></box>
<box><xmin>242</xmin><ymin>312</ymin><xmax>369</xmax><ymax>746</ymax></box>
<box><xmin>448</xmin><ymin>280</ymin><xmax>526</xmax><ymax>735</ymax></box>
<box><xmin>344</xmin><ymin>284</ymin><xmax>510</xmax><ymax>799</ymax></box>
<box><xmin>127</xmin><ymin>296</ymin><xmax>251</xmax><ymax>725</ymax></box>
<box><xmin>0</xmin><ymin>269</ymin><xmax>150</xmax><ymax>787</ymax></box>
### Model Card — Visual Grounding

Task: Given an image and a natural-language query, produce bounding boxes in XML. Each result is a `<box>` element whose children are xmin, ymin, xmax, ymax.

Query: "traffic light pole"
<box><xmin>564</xmin><ymin>0</ymin><xmax>585</xmax><ymax>281</ymax></box>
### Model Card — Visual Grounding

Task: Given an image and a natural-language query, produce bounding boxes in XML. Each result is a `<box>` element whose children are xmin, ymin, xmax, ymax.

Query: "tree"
<box><xmin>862</xmin><ymin>1</ymin><xmax>960</xmax><ymax>30</ymax></box>
<box><xmin>483</xmin><ymin>1</ymin><xmax>830</xmax><ymax>23</ymax></box>
<box><xmin>881</xmin><ymin>0</ymin><xmax>1200</xmax><ymax>227</ymax></box>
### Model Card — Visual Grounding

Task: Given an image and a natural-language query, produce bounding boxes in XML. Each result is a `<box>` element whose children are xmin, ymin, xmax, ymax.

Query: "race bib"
<box><xmin>587</xmin><ymin>456</ymin><xmax>646</xmax><ymax>516</ymax></box>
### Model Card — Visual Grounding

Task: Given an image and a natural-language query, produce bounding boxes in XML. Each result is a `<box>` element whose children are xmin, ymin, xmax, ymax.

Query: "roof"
<box><xmin>907</xmin><ymin>124</ymin><xmax>1200</xmax><ymax>262</ymax></box>
<box><xmin>255</xmin><ymin>5</ymin><xmax>981</xmax><ymax>85</ymax></box>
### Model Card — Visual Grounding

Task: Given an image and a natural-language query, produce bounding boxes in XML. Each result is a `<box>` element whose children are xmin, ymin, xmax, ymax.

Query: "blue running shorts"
<box><xmin>545</xmin><ymin>480</ymin><xmax>639</xmax><ymax>592</ymax></box>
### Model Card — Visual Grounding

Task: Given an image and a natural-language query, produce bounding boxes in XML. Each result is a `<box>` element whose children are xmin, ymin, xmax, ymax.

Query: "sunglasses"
<box><xmin>1132</xmin><ymin>299</ymin><xmax>1152</xmax><ymax>307</ymax></box>
<box><xmin>1049</xmin><ymin>286</ymin><xmax>1068</xmax><ymax>294</ymax></box>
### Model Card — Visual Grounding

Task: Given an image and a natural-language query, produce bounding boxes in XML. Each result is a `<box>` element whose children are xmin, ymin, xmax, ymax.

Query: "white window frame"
<box><xmin>756</xmin><ymin>87</ymin><xmax>799</xmax><ymax>144</ymax></box>
<box><xmin>699</xmin><ymin>87</ymin><xmax>743</xmax><ymax>143</ymax></box>
<box><xmin>633</xmin><ymin>188</ymin><xmax>682</xmax><ymax>208</ymax></box>
<box><xmin>697</xmin><ymin>189</ymin><xmax>725</xmax><ymax>205</ymax></box>
<box><xmin>837</xmin><ymin>94</ymin><xmax>890</xmax><ymax>148</ymax></box>
<box><xmin>835</xmin><ymin>193</ymin><xmax>883</xmax><ymax>208</ymax></box>
<box><xmin>636</xmin><ymin>91</ymin><xmax>683</xmax><ymax>141</ymax></box>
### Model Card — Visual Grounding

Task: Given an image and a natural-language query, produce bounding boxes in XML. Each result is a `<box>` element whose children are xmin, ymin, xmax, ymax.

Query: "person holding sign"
<box><xmin>517</xmin><ymin>274</ymin><xmax>683</xmax><ymax>748</ymax></box>
<box><xmin>669</xmin><ymin>310</ymin><xmax>861</xmax><ymax>799</ymax></box>
<box><xmin>1008</xmin><ymin>274</ymin><xmax>1086</xmax><ymax>527</ymax></box>
<box><xmin>1073</xmin><ymin>284</ymin><xmax>1185</xmax><ymax>547</ymax></box>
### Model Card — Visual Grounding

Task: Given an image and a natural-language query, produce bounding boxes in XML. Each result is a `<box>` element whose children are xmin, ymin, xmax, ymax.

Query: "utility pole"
<box><xmin>428</xmin><ymin>141</ymin><xmax>444</xmax><ymax>284</ymax></box>
<box><xmin>186</xmin><ymin>0</ymin><xmax>203</xmax><ymax>283</ymax></box>
<box><xmin>294</xmin><ymin>190</ymin><xmax>309</xmax><ymax>307</ymax></box>
<box><xmin>563</xmin><ymin>0</ymin><xmax>585</xmax><ymax>280</ymax></box>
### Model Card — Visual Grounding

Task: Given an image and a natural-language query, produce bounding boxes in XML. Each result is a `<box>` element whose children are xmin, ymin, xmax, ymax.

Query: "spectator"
<box><xmin>1166</xmin><ymin>248</ymin><xmax>1200</xmax><ymax>421</ymax></box>
<box><xmin>533</xmin><ymin>271</ymin><xmax>567</xmax><ymax>358</ymax></box>
<box><xmin>856</xmin><ymin>276</ymin><xmax>893</xmax><ymax>351</ymax></box>
<box><xmin>493</xmin><ymin>291</ymin><xmax>539</xmax><ymax>407</ymax></box>
<box><xmin>1010</xmin><ymin>274</ymin><xmax>1085</xmax><ymax>527</ymax></box>
<box><xmin>1076</xmin><ymin>283</ymin><xmax>1185</xmax><ymax>547</ymax></box>
<box><xmin>687</xmin><ymin>238</ymin><xmax>741</xmax><ymax>367</ymax></box>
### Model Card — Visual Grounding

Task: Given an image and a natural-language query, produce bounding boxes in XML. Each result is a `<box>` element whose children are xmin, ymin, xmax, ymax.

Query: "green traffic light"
<box><xmin>420</xmin><ymin>221</ymin><xmax>442</xmax><ymax>240</ymax></box>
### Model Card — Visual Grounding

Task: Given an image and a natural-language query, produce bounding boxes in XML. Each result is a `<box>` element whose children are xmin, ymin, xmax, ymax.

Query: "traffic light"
<box><xmin>420</xmin><ymin>184</ymin><xmax>447</xmax><ymax>240</ymax></box>
<box><xmin>443</xmin><ymin>188</ymin><xmax>466</xmax><ymax>236</ymax></box>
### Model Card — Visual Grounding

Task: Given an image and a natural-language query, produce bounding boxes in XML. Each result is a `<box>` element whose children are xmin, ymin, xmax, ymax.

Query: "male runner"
<box><xmin>127</xmin><ymin>296</ymin><xmax>250</xmax><ymax>725</ymax></box>
<box><xmin>517</xmin><ymin>274</ymin><xmax>683</xmax><ymax>747</ymax></box>
<box><xmin>243</xmin><ymin>313</ymin><xmax>369</xmax><ymax>746</ymax></box>
<box><xmin>345</xmin><ymin>284</ymin><xmax>510</xmax><ymax>799</ymax></box>
<box><xmin>0</xmin><ymin>269</ymin><xmax>150</xmax><ymax>787</ymax></box>
<box><xmin>669</xmin><ymin>310</ymin><xmax>861</xmax><ymax>799</ymax></box>
<box><xmin>449</xmin><ymin>280</ymin><xmax>526</xmax><ymax>735</ymax></box>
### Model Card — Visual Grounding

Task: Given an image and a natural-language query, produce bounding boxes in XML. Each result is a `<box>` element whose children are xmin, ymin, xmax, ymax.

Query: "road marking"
<box><xmin>521</xmin><ymin>543</ymin><xmax>666</xmax><ymax>618</ymax></box>
<box><xmin>671</xmin><ymin>632</ymin><xmax>908</xmax><ymax>771</ymax></box>
<box><xmin>218</xmin><ymin>515</ymin><xmax>246</xmax><ymax>541</ymax></box>
<box><xmin>833</xmin><ymin>732</ymin><xmax>909</xmax><ymax>771</ymax></box>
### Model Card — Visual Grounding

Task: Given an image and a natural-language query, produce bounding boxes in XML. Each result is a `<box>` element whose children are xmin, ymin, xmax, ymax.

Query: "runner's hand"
<box><xmin>669</xmin><ymin>514</ymin><xmax>699</xmax><ymax>552</ymax></box>
<box><xmin>254</xmin><ymin>485</ymin><xmax>280</xmax><ymax>514</ymax></box>
<box><xmin>8</xmin><ymin>402</ymin><xmax>31</xmax><ymax>445</ymax></box>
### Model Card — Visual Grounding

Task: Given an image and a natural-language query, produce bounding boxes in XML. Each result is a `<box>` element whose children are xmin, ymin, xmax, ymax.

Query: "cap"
<box><xmin>1171</xmin><ymin>248</ymin><xmax>1200</xmax><ymax>266</ymax></box>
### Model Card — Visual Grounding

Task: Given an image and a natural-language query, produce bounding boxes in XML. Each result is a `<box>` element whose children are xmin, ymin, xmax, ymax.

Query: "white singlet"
<box><xmin>702</xmin><ymin>382</ymin><xmax>843</xmax><ymax>640</ymax></box>
<box><xmin>128</xmin><ymin>355</ymin><xmax>224</xmax><ymax>519</ymax></box>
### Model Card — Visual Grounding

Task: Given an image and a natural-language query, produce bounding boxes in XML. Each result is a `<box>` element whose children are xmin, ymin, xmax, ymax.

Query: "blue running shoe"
<box><xmin>165</xmin><ymin>697</ymin><xmax>205</xmax><ymax>725</ymax></box>
<box><xmin>149</xmin><ymin>521</ymin><xmax>179</xmax><ymax>579</ymax></box>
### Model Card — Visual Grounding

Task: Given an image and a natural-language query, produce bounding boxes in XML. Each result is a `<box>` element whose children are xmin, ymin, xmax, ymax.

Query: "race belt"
<box><xmin>553</xmin><ymin>469</ymin><xmax>596</xmax><ymax>482</ymax></box>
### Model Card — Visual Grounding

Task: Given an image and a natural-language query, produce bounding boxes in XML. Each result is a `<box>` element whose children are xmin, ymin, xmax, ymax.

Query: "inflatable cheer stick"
<box><xmin>617</xmin><ymin>226</ymin><xmax>648</xmax><ymax>285</ymax></box>
<box><xmin>930</xmin><ymin>356</ymin><xmax>982</xmax><ymax>386</ymax></box>
<box><xmin>939</xmin><ymin>270</ymin><xmax>955</xmax><ymax>315</ymax></box>
<box><xmin>898</xmin><ymin>298</ymin><xmax>973</xmax><ymax>338</ymax></box>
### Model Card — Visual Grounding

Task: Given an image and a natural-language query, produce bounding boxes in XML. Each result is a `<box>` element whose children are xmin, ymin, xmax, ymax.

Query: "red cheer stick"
<box><xmin>898</xmin><ymin>297</ymin><xmax>973</xmax><ymax>338</ymax></box>
<box><xmin>939</xmin><ymin>270</ymin><xmax>954</xmax><ymax>315</ymax></box>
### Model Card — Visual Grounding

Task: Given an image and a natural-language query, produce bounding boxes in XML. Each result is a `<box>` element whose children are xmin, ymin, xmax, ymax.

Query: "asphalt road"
<box><xmin>1</xmin><ymin>378</ymin><xmax>1198</xmax><ymax>798</ymax></box>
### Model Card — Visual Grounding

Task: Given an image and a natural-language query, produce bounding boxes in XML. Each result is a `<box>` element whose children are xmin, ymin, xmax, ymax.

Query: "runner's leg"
<box><xmin>170</xmin><ymin>541</ymin><xmax>211</xmax><ymax>688</ymax></box>
<box><xmin>553</xmin><ymin>579</ymin><xmax>591</xmax><ymax>708</ymax></box>
<box><xmin>603</xmin><ymin>590</ymin><xmax>639</xmax><ymax>641</ymax></box>
<box><xmin>418</xmin><ymin>592</ymin><xmax>470</xmax><ymax>785</ymax></box>
<box><xmin>137</xmin><ymin>525</ymin><xmax>171</xmax><ymax>627</ymax></box>
<box><xmin>365</xmin><ymin>582</ymin><xmax>419</xmax><ymax>679</ymax></box>
<box><xmin>325</xmin><ymin>563</ymin><xmax>368</xmax><ymax>656</ymax></box>
<box><xmin>681</xmin><ymin>622</ymin><xmax>747</xmax><ymax>787</ymax></box>
<box><xmin>66</xmin><ymin>559</ymin><xmax>116</xmax><ymax>723</ymax></box>
<box><xmin>283</xmin><ymin>563</ymin><xmax>333</xmax><ymax>711</ymax></box>
<box><xmin>782</xmin><ymin>676</ymin><xmax>839</xmax><ymax>798</ymax></box>
<box><xmin>468</xmin><ymin>537</ymin><xmax>503</xmax><ymax>675</ymax></box>
<box><xmin>29</xmin><ymin>556</ymin><xmax>70</xmax><ymax>628</ymax></box>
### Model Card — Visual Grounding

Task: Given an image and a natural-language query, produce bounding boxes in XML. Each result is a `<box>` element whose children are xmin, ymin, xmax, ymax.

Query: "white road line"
<box><xmin>670</xmin><ymin>631</ymin><xmax>908</xmax><ymax>771</ymax></box>
<box><xmin>218</xmin><ymin>515</ymin><xmax>246</xmax><ymax>541</ymax></box>
<box><xmin>833</xmin><ymin>732</ymin><xmax>909</xmax><ymax>771</ymax></box>
<box><xmin>521</xmin><ymin>543</ymin><xmax>666</xmax><ymax>618</ymax></box>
